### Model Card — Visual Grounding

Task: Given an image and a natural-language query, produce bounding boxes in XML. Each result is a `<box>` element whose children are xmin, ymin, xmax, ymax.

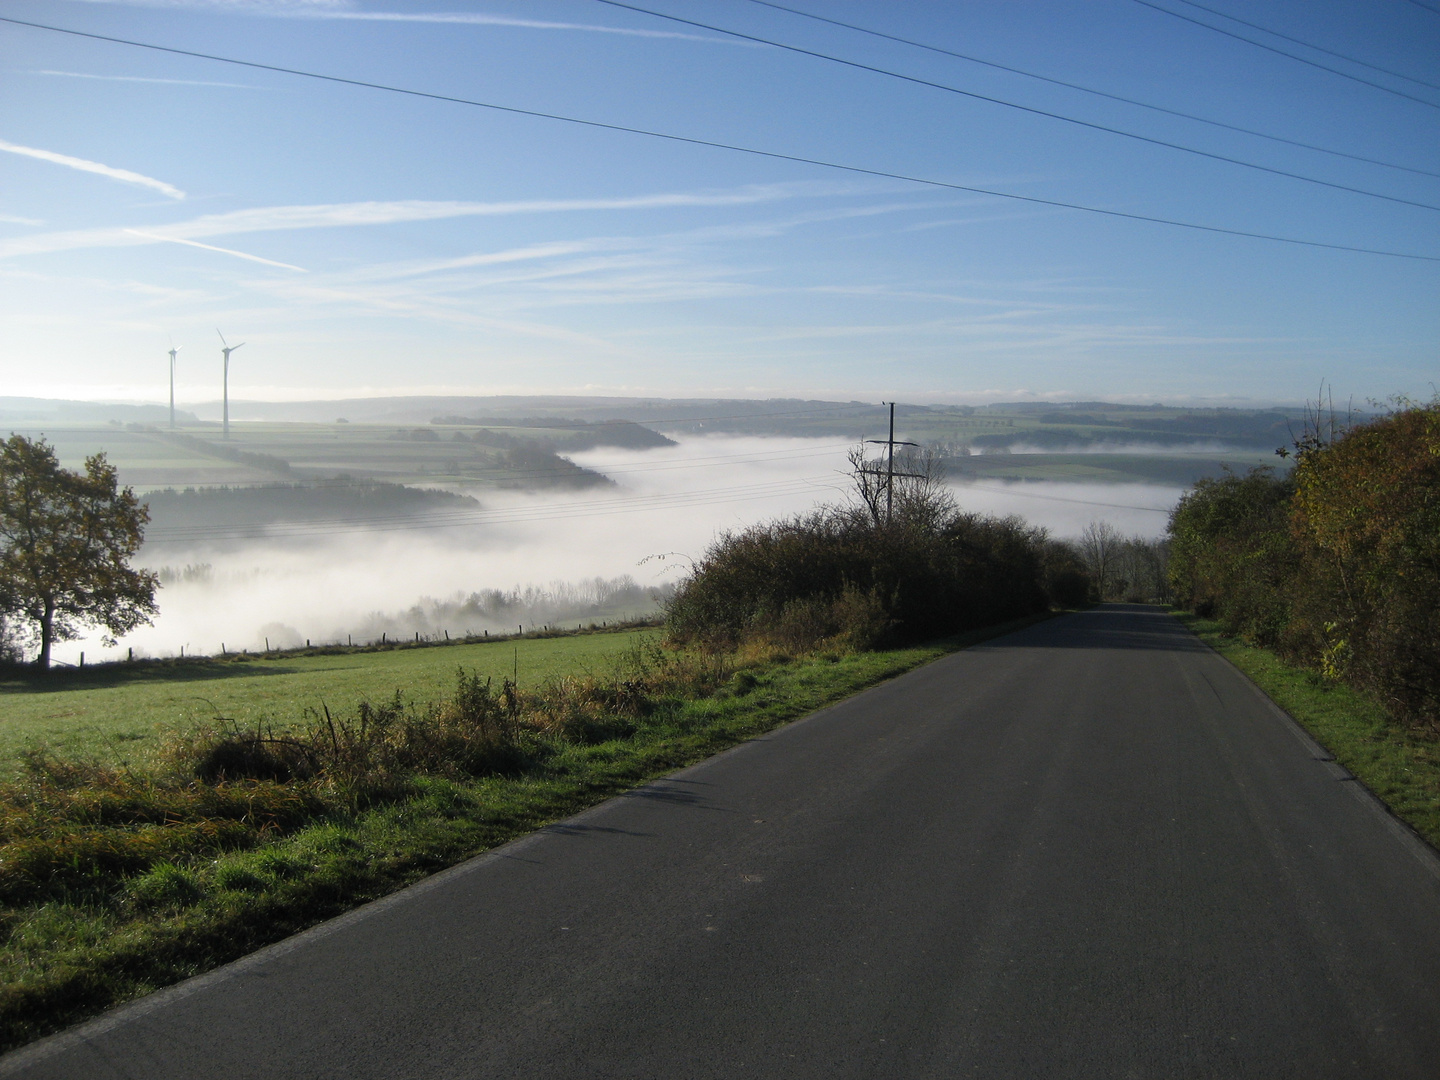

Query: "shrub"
<box><xmin>1167</xmin><ymin>466</ymin><xmax>1295</xmax><ymax>644</ymax></box>
<box><xmin>184</xmin><ymin>673</ymin><xmax>530</xmax><ymax>806</ymax></box>
<box><xmin>1167</xmin><ymin>398</ymin><xmax>1440</xmax><ymax>729</ymax></box>
<box><xmin>666</xmin><ymin>506</ymin><xmax>1053</xmax><ymax>651</ymax></box>
<box><xmin>1288</xmin><ymin>401</ymin><xmax>1440</xmax><ymax>726</ymax></box>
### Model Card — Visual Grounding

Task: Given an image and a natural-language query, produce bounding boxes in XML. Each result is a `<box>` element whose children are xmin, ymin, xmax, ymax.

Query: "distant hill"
<box><xmin>0</xmin><ymin>397</ymin><xmax>198</xmax><ymax>425</ymax></box>
<box><xmin>7</xmin><ymin>394</ymin><xmax>1328</xmax><ymax>456</ymax></box>
<box><xmin>429</xmin><ymin>417</ymin><xmax>676</xmax><ymax>450</ymax></box>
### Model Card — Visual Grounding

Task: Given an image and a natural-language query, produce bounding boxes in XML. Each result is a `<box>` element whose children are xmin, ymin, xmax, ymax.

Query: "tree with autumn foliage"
<box><xmin>1288</xmin><ymin>400</ymin><xmax>1440</xmax><ymax>725</ymax></box>
<box><xmin>1168</xmin><ymin>396</ymin><xmax>1440</xmax><ymax>728</ymax></box>
<box><xmin>0</xmin><ymin>435</ymin><xmax>158</xmax><ymax>669</ymax></box>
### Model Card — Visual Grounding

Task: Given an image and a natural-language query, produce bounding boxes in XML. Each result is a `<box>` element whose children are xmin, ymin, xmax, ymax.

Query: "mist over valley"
<box><xmin>0</xmin><ymin>396</ymin><xmax>1289</xmax><ymax>664</ymax></box>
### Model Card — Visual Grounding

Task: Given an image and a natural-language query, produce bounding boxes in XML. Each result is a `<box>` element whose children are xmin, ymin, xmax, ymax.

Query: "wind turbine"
<box><xmin>167</xmin><ymin>337</ymin><xmax>181</xmax><ymax>430</ymax></box>
<box><xmin>217</xmin><ymin>329</ymin><xmax>245</xmax><ymax>440</ymax></box>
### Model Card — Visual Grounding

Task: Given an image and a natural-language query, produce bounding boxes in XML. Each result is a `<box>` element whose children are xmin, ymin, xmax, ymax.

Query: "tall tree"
<box><xmin>0</xmin><ymin>435</ymin><xmax>158</xmax><ymax>669</ymax></box>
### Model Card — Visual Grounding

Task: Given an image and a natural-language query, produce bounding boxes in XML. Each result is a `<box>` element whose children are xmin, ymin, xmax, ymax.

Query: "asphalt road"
<box><xmin>8</xmin><ymin>605</ymin><xmax>1440</xmax><ymax>1078</ymax></box>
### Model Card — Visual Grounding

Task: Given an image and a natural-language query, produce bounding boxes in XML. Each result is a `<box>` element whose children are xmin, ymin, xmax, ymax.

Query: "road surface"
<box><xmin>7</xmin><ymin>605</ymin><xmax>1440</xmax><ymax>1078</ymax></box>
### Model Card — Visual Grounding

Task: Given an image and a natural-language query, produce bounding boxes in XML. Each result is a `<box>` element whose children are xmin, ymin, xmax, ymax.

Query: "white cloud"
<box><xmin>0</xmin><ymin>213</ymin><xmax>44</xmax><ymax>226</ymax></box>
<box><xmin>62</xmin><ymin>0</ymin><xmax>749</xmax><ymax>42</ymax></box>
<box><xmin>0</xmin><ymin>188</ymin><xmax>803</xmax><ymax>259</ymax></box>
<box><xmin>288</xmin><ymin>10</ymin><xmax>748</xmax><ymax>44</ymax></box>
<box><xmin>0</xmin><ymin>138</ymin><xmax>185</xmax><ymax>199</ymax></box>
<box><xmin>122</xmin><ymin>229</ymin><xmax>308</xmax><ymax>271</ymax></box>
<box><xmin>31</xmin><ymin>69</ymin><xmax>261</xmax><ymax>89</ymax></box>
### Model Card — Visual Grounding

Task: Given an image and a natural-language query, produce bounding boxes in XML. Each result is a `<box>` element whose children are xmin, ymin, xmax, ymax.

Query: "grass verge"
<box><xmin>0</xmin><ymin>628</ymin><xmax>654</xmax><ymax>773</ymax></box>
<box><xmin>1175</xmin><ymin>610</ymin><xmax>1440</xmax><ymax>851</ymax></box>
<box><xmin>0</xmin><ymin>613</ymin><xmax>1050</xmax><ymax>1053</ymax></box>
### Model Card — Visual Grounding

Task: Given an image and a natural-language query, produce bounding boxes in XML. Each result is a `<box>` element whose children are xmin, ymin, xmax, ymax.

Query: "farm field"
<box><xmin>0</xmin><ymin>425</ymin><xmax>275</xmax><ymax>488</ymax></box>
<box><xmin>1</xmin><ymin>420</ymin><xmax>622</xmax><ymax>491</ymax></box>
<box><xmin>0</xmin><ymin>630</ymin><xmax>650</xmax><ymax>773</ymax></box>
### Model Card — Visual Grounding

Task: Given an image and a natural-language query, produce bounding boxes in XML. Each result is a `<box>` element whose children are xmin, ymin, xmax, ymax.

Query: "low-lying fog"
<box><xmin>55</xmin><ymin>437</ymin><xmax>1180</xmax><ymax>665</ymax></box>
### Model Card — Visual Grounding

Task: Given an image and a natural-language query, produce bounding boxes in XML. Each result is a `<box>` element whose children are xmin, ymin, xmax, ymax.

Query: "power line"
<box><xmin>735</xmin><ymin>0</ymin><xmax>1440</xmax><ymax>180</ymax></box>
<box><xmin>2</xmin><ymin>14</ymin><xmax>1435</xmax><ymax>262</ymax></box>
<box><xmin>1165</xmin><ymin>0</ymin><xmax>1440</xmax><ymax>91</ymax></box>
<box><xmin>589</xmin><ymin>0</ymin><xmax>1440</xmax><ymax>213</ymax></box>
<box><xmin>1132</xmin><ymin>0</ymin><xmax>1440</xmax><ymax>109</ymax></box>
<box><xmin>1405</xmin><ymin>0</ymin><xmax>1440</xmax><ymax>16</ymax></box>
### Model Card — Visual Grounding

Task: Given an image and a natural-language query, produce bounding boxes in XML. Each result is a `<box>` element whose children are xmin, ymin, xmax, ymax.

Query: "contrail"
<box><xmin>123</xmin><ymin>229</ymin><xmax>306</xmax><ymax>271</ymax></box>
<box><xmin>0</xmin><ymin>137</ymin><xmax>185</xmax><ymax>199</ymax></box>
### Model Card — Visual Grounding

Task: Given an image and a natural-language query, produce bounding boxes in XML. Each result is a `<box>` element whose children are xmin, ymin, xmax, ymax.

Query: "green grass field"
<box><xmin>0</xmin><ymin>632</ymin><xmax>650</xmax><ymax>773</ymax></box>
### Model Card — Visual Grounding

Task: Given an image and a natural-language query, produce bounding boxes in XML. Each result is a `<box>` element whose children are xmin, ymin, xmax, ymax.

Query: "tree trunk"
<box><xmin>36</xmin><ymin>598</ymin><xmax>54</xmax><ymax>670</ymax></box>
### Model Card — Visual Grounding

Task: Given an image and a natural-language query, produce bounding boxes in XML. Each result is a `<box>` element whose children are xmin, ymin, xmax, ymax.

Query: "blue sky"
<box><xmin>0</xmin><ymin>0</ymin><xmax>1436</xmax><ymax>406</ymax></box>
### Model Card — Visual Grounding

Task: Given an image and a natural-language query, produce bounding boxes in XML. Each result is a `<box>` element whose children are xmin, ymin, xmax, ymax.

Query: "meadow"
<box><xmin>0</xmin><ymin>631</ymin><xmax>650</xmax><ymax>774</ymax></box>
<box><xmin>7</xmin><ymin>418</ymin><xmax>648</xmax><ymax>493</ymax></box>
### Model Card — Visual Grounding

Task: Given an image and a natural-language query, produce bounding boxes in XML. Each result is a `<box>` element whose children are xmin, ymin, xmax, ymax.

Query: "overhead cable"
<box><xmin>735</xmin><ymin>0</ymin><xmax>1440</xmax><ymax>179</ymax></box>
<box><xmin>1</xmin><ymin>15</ymin><xmax>1435</xmax><ymax>262</ymax></box>
<box><xmin>1165</xmin><ymin>0</ymin><xmax>1440</xmax><ymax>91</ymax></box>
<box><xmin>1132</xmin><ymin>0</ymin><xmax>1440</xmax><ymax>109</ymax></box>
<box><xmin>589</xmin><ymin>0</ymin><xmax>1440</xmax><ymax>213</ymax></box>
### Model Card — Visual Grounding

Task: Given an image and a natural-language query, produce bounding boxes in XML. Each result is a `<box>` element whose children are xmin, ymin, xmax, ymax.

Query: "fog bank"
<box><xmin>48</xmin><ymin>437</ymin><xmax>1180</xmax><ymax>664</ymax></box>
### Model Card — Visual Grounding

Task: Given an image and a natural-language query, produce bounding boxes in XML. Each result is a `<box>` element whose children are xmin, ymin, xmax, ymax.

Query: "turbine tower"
<box><xmin>217</xmin><ymin>329</ymin><xmax>245</xmax><ymax>440</ymax></box>
<box><xmin>167</xmin><ymin>339</ymin><xmax>182</xmax><ymax>430</ymax></box>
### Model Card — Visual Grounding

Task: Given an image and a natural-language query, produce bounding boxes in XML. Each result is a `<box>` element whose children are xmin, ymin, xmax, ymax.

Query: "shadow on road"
<box><xmin>995</xmin><ymin>605</ymin><xmax>1208</xmax><ymax>653</ymax></box>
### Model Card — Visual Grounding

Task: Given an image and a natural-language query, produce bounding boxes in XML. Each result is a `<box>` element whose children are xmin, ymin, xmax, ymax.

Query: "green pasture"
<box><xmin>0</xmin><ymin>631</ymin><xmax>650</xmax><ymax>772</ymax></box>
<box><xmin>6</xmin><ymin>420</ymin><xmax>610</xmax><ymax>491</ymax></box>
<box><xmin>3</xmin><ymin>425</ymin><xmax>273</xmax><ymax>489</ymax></box>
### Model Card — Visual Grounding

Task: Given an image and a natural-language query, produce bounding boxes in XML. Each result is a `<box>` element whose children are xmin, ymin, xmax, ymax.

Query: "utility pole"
<box><xmin>886</xmin><ymin>402</ymin><xmax>896</xmax><ymax>526</ymax></box>
<box><xmin>864</xmin><ymin>402</ymin><xmax>920</xmax><ymax>527</ymax></box>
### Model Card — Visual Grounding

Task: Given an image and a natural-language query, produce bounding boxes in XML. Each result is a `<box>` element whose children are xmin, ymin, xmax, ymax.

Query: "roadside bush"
<box><xmin>184</xmin><ymin>671</ymin><xmax>529</xmax><ymax>805</ymax></box>
<box><xmin>1288</xmin><ymin>401</ymin><xmax>1440</xmax><ymax>726</ymax></box>
<box><xmin>1168</xmin><ymin>398</ymin><xmax>1440</xmax><ymax>729</ymax></box>
<box><xmin>1036</xmin><ymin>539</ymin><xmax>1091</xmax><ymax>608</ymax></box>
<box><xmin>666</xmin><ymin>506</ymin><xmax>1053</xmax><ymax>650</ymax></box>
<box><xmin>1168</xmin><ymin>466</ymin><xmax>1295</xmax><ymax>644</ymax></box>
